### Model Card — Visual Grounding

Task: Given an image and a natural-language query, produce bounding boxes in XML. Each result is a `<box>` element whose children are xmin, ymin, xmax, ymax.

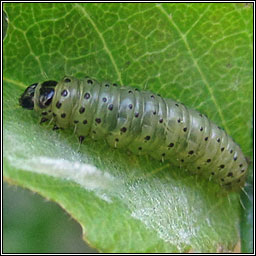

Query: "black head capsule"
<box><xmin>41</xmin><ymin>80</ymin><xmax>58</xmax><ymax>88</ymax></box>
<box><xmin>19</xmin><ymin>83</ymin><xmax>38</xmax><ymax>110</ymax></box>
<box><xmin>38</xmin><ymin>81</ymin><xmax>57</xmax><ymax>109</ymax></box>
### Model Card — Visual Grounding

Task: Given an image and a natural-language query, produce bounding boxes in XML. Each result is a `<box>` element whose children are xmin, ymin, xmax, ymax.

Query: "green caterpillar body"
<box><xmin>19</xmin><ymin>76</ymin><xmax>248</xmax><ymax>191</ymax></box>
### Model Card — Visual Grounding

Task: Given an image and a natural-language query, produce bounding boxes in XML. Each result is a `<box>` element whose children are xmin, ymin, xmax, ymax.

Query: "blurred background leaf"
<box><xmin>3</xmin><ymin>3</ymin><xmax>253</xmax><ymax>253</ymax></box>
<box><xmin>3</xmin><ymin>183</ymin><xmax>97</xmax><ymax>253</ymax></box>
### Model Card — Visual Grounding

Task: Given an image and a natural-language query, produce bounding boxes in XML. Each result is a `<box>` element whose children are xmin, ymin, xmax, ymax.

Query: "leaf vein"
<box><xmin>157</xmin><ymin>4</ymin><xmax>230</xmax><ymax>134</ymax></box>
<box><xmin>74</xmin><ymin>4</ymin><xmax>123</xmax><ymax>85</ymax></box>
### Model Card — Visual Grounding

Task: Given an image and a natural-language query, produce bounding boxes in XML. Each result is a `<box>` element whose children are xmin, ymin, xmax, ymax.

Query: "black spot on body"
<box><xmin>230</xmin><ymin>149</ymin><xmax>233</xmax><ymax>154</ymax></box>
<box><xmin>83</xmin><ymin>120</ymin><xmax>87</xmax><ymax>125</ymax></box>
<box><xmin>197</xmin><ymin>166</ymin><xmax>201</xmax><ymax>170</ymax></box>
<box><xmin>205</xmin><ymin>137</ymin><xmax>208</xmax><ymax>141</ymax></box>
<box><xmin>162</xmin><ymin>153</ymin><xmax>165</xmax><ymax>157</ymax></box>
<box><xmin>105</xmin><ymin>83</ymin><xmax>110</xmax><ymax>87</ymax></box>
<box><xmin>84</xmin><ymin>93</ymin><xmax>90</xmax><ymax>99</ymax></box>
<box><xmin>239</xmin><ymin>164</ymin><xmax>243</xmax><ymax>168</ymax></box>
<box><xmin>138</xmin><ymin>147</ymin><xmax>142</xmax><ymax>150</ymax></box>
<box><xmin>206</xmin><ymin>159</ymin><xmax>211</xmax><ymax>163</ymax></box>
<box><xmin>159</xmin><ymin>118</ymin><xmax>163</xmax><ymax>123</ymax></box>
<box><xmin>128</xmin><ymin>90</ymin><xmax>132</xmax><ymax>94</ymax></box>
<box><xmin>181</xmin><ymin>159</ymin><xmax>184</xmax><ymax>163</ymax></box>
<box><xmin>121</xmin><ymin>127</ymin><xmax>127</xmax><ymax>133</ymax></box>
<box><xmin>113</xmin><ymin>83</ymin><xmax>117</xmax><ymax>87</ymax></box>
<box><xmin>135</xmin><ymin>112</ymin><xmax>139</xmax><ymax>117</ymax></box>
<box><xmin>221</xmin><ymin>147</ymin><xmax>225</xmax><ymax>152</ymax></box>
<box><xmin>79</xmin><ymin>107</ymin><xmax>85</xmax><ymax>114</ymax></box>
<box><xmin>217</xmin><ymin>138</ymin><xmax>221</xmax><ymax>143</ymax></box>
<box><xmin>42</xmin><ymin>112</ymin><xmax>47</xmax><ymax>116</ymax></box>
<box><xmin>211</xmin><ymin>172</ymin><xmax>215</xmax><ymax>175</ymax></box>
<box><xmin>188</xmin><ymin>150</ymin><xmax>194</xmax><ymax>155</ymax></box>
<box><xmin>153</xmin><ymin>111</ymin><xmax>156</xmax><ymax>115</ymax></box>
<box><xmin>144</xmin><ymin>136</ymin><xmax>150</xmax><ymax>141</ymax></box>
<box><xmin>151</xmin><ymin>95</ymin><xmax>155</xmax><ymax>99</ymax></box>
<box><xmin>87</xmin><ymin>79</ymin><xmax>93</xmax><ymax>84</ymax></box>
<box><xmin>200</xmin><ymin>127</ymin><xmax>203</xmax><ymax>131</ymax></box>
<box><xmin>128</xmin><ymin>104</ymin><xmax>133</xmax><ymax>109</ymax></box>
<box><xmin>56</xmin><ymin>101</ymin><xmax>62</xmax><ymax>109</ymax></box>
<box><xmin>168</xmin><ymin>143</ymin><xmax>174</xmax><ymax>147</ymax></box>
<box><xmin>108</xmin><ymin>104</ymin><xmax>114</xmax><ymax>111</ymax></box>
<box><xmin>95</xmin><ymin>118</ymin><xmax>101</xmax><ymax>124</ymax></box>
<box><xmin>115</xmin><ymin>138</ymin><xmax>119</xmax><ymax>142</ymax></box>
<box><xmin>175</xmin><ymin>103</ymin><xmax>179</xmax><ymax>107</ymax></box>
<box><xmin>61</xmin><ymin>113</ymin><xmax>66</xmax><ymax>118</ymax></box>
<box><xmin>183</xmin><ymin>127</ymin><xmax>187</xmax><ymax>132</ymax></box>
<box><xmin>61</xmin><ymin>90</ymin><xmax>68</xmax><ymax>97</ymax></box>
<box><xmin>234</xmin><ymin>156</ymin><xmax>237</xmax><ymax>161</ymax></box>
<box><xmin>64</xmin><ymin>78</ymin><xmax>71</xmax><ymax>83</ymax></box>
<box><xmin>102</xmin><ymin>97</ymin><xmax>107</xmax><ymax>102</ymax></box>
<box><xmin>177</xmin><ymin>119</ymin><xmax>181</xmax><ymax>123</ymax></box>
<box><xmin>74</xmin><ymin>120</ymin><xmax>79</xmax><ymax>124</ymax></box>
<box><xmin>219</xmin><ymin>164</ymin><xmax>225</xmax><ymax>169</ymax></box>
<box><xmin>227</xmin><ymin>172</ymin><xmax>233</xmax><ymax>177</ymax></box>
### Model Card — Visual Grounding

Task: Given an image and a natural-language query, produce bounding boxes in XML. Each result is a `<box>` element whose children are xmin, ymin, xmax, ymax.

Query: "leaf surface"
<box><xmin>3</xmin><ymin>3</ymin><xmax>253</xmax><ymax>253</ymax></box>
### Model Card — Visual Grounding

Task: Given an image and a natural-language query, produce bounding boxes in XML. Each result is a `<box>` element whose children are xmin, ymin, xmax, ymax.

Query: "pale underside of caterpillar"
<box><xmin>19</xmin><ymin>76</ymin><xmax>248</xmax><ymax>191</ymax></box>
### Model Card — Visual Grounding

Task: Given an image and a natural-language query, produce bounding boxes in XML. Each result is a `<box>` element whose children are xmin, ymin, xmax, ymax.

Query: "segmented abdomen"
<box><xmin>48</xmin><ymin>77</ymin><xmax>248</xmax><ymax>190</ymax></box>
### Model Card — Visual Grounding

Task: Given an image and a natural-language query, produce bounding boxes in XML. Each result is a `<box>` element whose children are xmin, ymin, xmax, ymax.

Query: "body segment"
<box><xmin>20</xmin><ymin>76</ymin><xmax>248</xmax><ymax>190</ymax></box>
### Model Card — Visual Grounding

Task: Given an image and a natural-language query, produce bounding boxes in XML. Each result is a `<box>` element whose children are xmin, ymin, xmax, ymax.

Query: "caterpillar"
<box><xmin>19</xmin><ymin>76</ymin><xmax>248</xmax><ymax>191</ymax></box>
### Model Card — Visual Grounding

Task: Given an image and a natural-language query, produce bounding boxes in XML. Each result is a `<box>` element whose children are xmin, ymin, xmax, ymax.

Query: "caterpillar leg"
<box><xmin>46</xmin><ymin>117</ymin><xmax>54</xmax><ymax>127</ymax></box>
<box><xmin>78</xmin><ymin>136</ymin><xmax>85</xmax><ymax>144</ymax></box>
<box><xmin>73</xmin><ymin>124</ymin><xmax>77</xmax><ymax>134</ymax></box>
<box><xmin>40</xmin><ymin>117</ymin><xmax>49</xmax><ymax>124</ymax></box>
<box><xmin>40</xmin><ymin>117</ymin><xmax>54</xmax><ymax>126</ymax></box>
<box><xmin>227</xmin><ymin>194</ymin><xmax>231</xmax><ymax>206</ymax></box>
<box><xmin>241</xmin><ymin>187</ymin><xmax>250</xmax><ymax>200</ymax></box>
<box><xmin>77</xmin><ymin>136</ymin><xmax>85</xmax><ymax>151</ymax></box>
<box><xmin>239</xmin><ymin>197</ymin><xmax>246</xmax><ymax>210</ymax></box>
<box><xmin>52</xmin><ymin>125</ymin><xmax>60</xmax><ymax>131</ymax></box>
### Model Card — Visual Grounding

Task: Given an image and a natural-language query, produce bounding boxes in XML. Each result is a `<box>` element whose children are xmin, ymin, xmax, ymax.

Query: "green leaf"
<box><xmin>3</xmin><ymin>3</ymin><xmax>253</xmax><ymax>253</ymax></box>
